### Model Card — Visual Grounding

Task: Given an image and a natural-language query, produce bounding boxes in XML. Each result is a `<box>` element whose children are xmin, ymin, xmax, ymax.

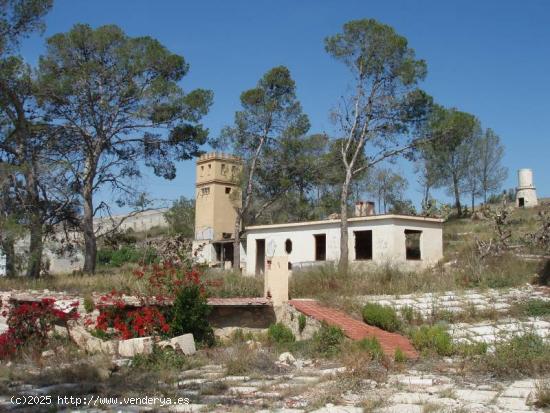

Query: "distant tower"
<box><xmin>515</xmin><ymin>169</ymin><xmax>538</xmax><ymax>208</ymax></box>
<box><xmin>193</xmin><ymin>153</ymin><xmax>242</xmax><ymax>265</ymax></box>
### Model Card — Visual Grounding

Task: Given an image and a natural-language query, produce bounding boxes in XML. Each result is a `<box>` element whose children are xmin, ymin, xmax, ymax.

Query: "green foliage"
<box><xmin>394</xmin><ymin>348</ymin><xmax>407</xmax><ymax>363</ymax></box>
<box><xmin>267</xmin><ymin>323</ymin><xmax>295</xmax><ymax>344</ymax></box>
<box><xmin>170</xmin><ymin>284</ymin><xmax>214</xmax><ymax>346</ymax></box>
<box><xmin>164</xmin><ymin>197</ymin><xmax>195</xmax><ymax>237</ymax></box>
<box><xmin>96</xmin><ymin>246</ymin><xmax>157</xmax><ymax>268</ymax></box>
<box><xmin>83</xmin><ymin>295</ymin><xmax>94</xmax><ymax>313</ymax></box>
<box><xmin>131</xmin><ymin>345</ymin><xmax>189</xmax><ymax>371</ymax></box>
<box><xmin>483</xmin><ymin>333</ymin><xmax>550</xmax><ymax>377</ymax></box>
<box><xmin>298</xmin><ymin>314</ymin><xmax>307</xmax><ymax>334</ymax></box>
<box><xmin>312</xmin><ymin>322</ymin><xmax>345</xmax><ymax>357</ymax></box>
<box><xmin>454</xmin><ymin>341</ymin><xmax>487</xmax><ymax>357</ymax></box>
<box><xmin>411</xmin><ymin>325</ymin><xmax>453</xmax><ymax>356</ymax></box>
<box><xmin>362</xmin><ymin>303</ymin><xmax>400</xmax><ymax>332</ymax></box>
<box><xmin>522</xmin><ymin>299</ymin><xmax>550</xmax><ymax>317</ymax></box>
<box><xmin>356</xmin><ymin>337</ymin><xmax>383</xmax><ymax>359</ymax></box>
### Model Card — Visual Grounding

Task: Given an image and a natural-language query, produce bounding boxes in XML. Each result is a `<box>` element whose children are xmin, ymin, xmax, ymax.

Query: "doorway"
<box><xmin>314</xmin><ymin>234</ymin><xmax>326</xmax><ymax>261</ymax></box>
<box><xmin>255</xmin><ymin>239</ymin><xmax>265</xmax><ymax>275</ymax></box>
<box><xmin>518</xmin><ymin>197</ymin><xmax>525</xmax><ymax>207</ymax></box>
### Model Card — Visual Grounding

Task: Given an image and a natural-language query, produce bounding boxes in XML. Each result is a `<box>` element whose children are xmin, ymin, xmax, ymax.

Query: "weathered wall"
<box><xmin>208</xmin><ymin>306</ymin><xmax>276</xmax><ymax>329</ymax></box>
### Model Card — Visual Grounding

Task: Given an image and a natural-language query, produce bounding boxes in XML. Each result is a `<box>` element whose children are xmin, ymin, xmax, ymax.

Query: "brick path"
<box><xmin>289</xmin><ymin>299</ymin><xmax>419</xmax><ymax>359</ymax></box>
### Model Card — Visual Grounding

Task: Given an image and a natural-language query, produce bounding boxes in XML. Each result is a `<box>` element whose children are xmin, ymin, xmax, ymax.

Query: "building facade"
<box><xmin>244</xmin><ymin>215</ymin><xmax>444</xmax><ymax>276</ymax></box>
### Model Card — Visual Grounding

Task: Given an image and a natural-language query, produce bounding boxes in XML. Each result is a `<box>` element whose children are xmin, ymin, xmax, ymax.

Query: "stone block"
<box><xmin>117</xmin><ymin>336</ymin><xmax>153</xmax><ymax>357</ymax></box>
<box><xmin>170</xmin><ymin>333</ymin><xmax>196</xmax><ymax>355</ymax></box>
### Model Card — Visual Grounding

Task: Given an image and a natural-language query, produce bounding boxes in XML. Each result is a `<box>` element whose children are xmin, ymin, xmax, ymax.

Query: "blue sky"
<box><xmin>18</xmin><ymin>0</ymin><xmax>550</xmax><ymax>212</ymax></box>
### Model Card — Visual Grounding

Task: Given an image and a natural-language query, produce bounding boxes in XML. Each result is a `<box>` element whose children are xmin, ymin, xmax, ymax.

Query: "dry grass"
<box><xmin>534</xmin><ymin>379</ymin><xmax>550</xmax><ymax>409</ymax></box>
<box><xmin>289</xmin><ymin>253</ymin><xmax>538</xmax><ymax>302</ymax></box>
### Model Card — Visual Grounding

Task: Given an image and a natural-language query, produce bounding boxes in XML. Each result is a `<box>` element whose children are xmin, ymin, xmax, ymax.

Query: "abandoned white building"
<box><xmin>245</xmin><ymin>213</ymin><xmax>444</xmax><ymax>276</ymax></box>
<box><xmin>191</xmin><ymin>152</ymin><xmax>445</xmax><ymax>273</ymax></box>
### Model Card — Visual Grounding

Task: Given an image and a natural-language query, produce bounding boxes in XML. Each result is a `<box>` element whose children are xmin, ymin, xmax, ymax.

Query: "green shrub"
<box><xmin>523</xmin><ymin>299</ymin><xmax>550</xmax><ymax>317</ymax></box>
<box><xmin>362</xmin><ymin>303</ymin><xmax>400</xmax><ymax>332</ymax></box>
<box><xmin>483</xmin><ymin>333</ymin><xmax>550</xmax><ymax>377</ymax></box>
<box><xmin>411</xmin><ymin>325</ymin><xmax>453</xmax><ymax>356</ymax></box>
<box><xmin>267</xmin><ymin>323</ymin><xmax>295</xmax><ymax>344</ymax></box>
<box><xmin>454</xmin><ymin>341</ymin><xmax>487</xmax><ymax>357</ymax></box>
<box><xmin>96</xmin><ymin>246</ymin><xmax>157</xmax><ymax>268</ymax></box>
<box><xmin>356</xmin><ymin>337</ymin><xmax>383</xmax><ymax>359</ymax></box>
<box><xmin>170</xmin><ymin>284</ymin><xmax>214</xmax><ymax>346</ymax></box>
<box><xmin>132</xmin><ymin>345</ymin><xmax>188</xmax><ymax>371</ymax></box>
<box><xmin>313</xmin><ymin>322</ymin><xmax>345</xmax><ymax>357</ymax></box>
<box><xmin>298</xmin><ymin>314</ymin><xmax>307</xmax><ymax>334</ymax></box>
<box><xmin>394</xmin><ymin>348</ymin><xmax>407</xmax><ymax>363</ymax></box>
<box><xmin>83</xmin><ymin>295</ymin><xmax>94</xmax><ymax>313</ymax></box>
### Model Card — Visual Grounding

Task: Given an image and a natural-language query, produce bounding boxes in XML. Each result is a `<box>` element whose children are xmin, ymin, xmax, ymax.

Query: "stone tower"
<box><xmin>193</xmin><ymin>153</ymin><xmax>242</xmax><ymax>266</ymax></box>
<box><xmin>515</xmin><ymin>168</ymin><xmax>538</xmax><ymax>208</ymax></box>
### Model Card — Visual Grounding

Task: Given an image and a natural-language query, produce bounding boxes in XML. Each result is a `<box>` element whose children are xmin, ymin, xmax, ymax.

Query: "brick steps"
<box><xmin>289</xmin><ymin>299</ymin><xmax>418</xmax><ymax>360</ymax></box>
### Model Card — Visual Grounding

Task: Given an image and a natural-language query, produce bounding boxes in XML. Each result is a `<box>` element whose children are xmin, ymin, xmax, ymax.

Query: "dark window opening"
<box><xmin>405</xmin><ymin>229</ymin><xmax>422</xmax><ymax>260</ymax></box>
<box><xmin>288</xmin><ymin>262</ymin><xmax>292</xmax><ymax>270</ymax></box>
<box><xmin>256</xmin><ymin>239</ymin><xmax>266</xmax><ymax>276</ymax></box>
<box><xmin>354</xmin><ymin>230</ymin><xmax>373</xmax><ymax>260</ymax></box>
<box><xmin>285</xmin><ymin>239</ymin><xmax>292</xmax><ymax>254</ymax></box>
<box><xmin>314</xmin><ymin>234</ymin><xmax>326</xmax><ymax>261</ymax></box>
<box><xmin>225</xmin><ymin>187</ymin><xmax>231</xmax><ymax>194</ymax></box>
<box><xmin>519</xmin><ymin>197</ymin><xmax>525</xmax><ymax>207</ymax></box>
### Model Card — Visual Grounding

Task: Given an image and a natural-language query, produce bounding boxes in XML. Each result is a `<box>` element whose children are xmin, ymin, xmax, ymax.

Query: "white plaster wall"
<box><xmin>0</xmin><ymin>251</ymin><xmax>6</xmax><ymax>276</ymax></box>
<box><xmin>245</xmin><ymin>217</ymin><xmax>443</xmax><ymax>276</ymax></box>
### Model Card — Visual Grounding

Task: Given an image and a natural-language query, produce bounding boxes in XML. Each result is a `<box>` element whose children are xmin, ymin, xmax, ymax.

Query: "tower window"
<box><xmin>221</xmin><ymin>164</ymin><xmax>226</xmax><ymax>175</ymax></box>
<box><xmin>225</xmin><ymin>187</ymin><xmax>231</xmax><ymax>194</ymax></box>
<box><xmin>201</xmin><ymin>187</ymin><xmax>210</xmax><ymax>196</ymax></box>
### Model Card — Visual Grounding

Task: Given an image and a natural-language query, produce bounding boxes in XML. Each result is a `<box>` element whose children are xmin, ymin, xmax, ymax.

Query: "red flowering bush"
<box><xmin>93</xmin><ymin>260</ymin><xmax>213</xmax><ymax>344</ymax></box>
<box><xmin>0</xmin><ymin>298</ymin><xmax>79</xmax><ymax>359</ymax></box>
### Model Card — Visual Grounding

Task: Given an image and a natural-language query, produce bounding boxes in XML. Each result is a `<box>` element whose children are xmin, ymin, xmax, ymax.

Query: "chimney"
<box><xmin>355</xmin><ymin>201</ymin><xmax>375</xmax><ymax>217</ymax></box>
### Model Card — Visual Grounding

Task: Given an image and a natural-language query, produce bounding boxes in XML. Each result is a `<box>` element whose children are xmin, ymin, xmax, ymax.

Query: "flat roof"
<box><xmin>245</xmin><ymin>214</ymin><xmax>444</xmax><ymax>231</ymax></box>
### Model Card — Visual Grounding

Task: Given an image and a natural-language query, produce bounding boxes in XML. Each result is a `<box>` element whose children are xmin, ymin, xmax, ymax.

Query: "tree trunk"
<box><xmin>1</xmin><ymin>238</ymin><xmax>16</xmax><ymax>277</ymax></box>
<box><xmin>232</xmin><ymin>212</ymin><xmax>241</xmax><ymax>272</ymax></box>
<box><xmin>338</xmin><ymin>171</ymin><xmax>351</xmax><ymax>275</ymax></box>
<box><xmin>471</xmin><ymin>193</ymin><xmax>475</xmax><ymax>213</ymax></box>
<box><xmin>452</xmin><ymin>174</ymin><xmax>462</xmax><ymax>216</ymax></box>
<box><xmin>25</xmin><ymin>164</ymin><xmax>43</xmax><ymax>278</ymax></box>
<box><xmin>82</xmin><ymin>187</ymin><xmax>96</xmax><ymax>274</ymax></box>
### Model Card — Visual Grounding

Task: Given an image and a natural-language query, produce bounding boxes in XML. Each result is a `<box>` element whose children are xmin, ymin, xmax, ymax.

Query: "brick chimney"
<box><xmin>354</xmin><ymin>201</ymin><xmax>375</xmax><ymax>217</ymax></box>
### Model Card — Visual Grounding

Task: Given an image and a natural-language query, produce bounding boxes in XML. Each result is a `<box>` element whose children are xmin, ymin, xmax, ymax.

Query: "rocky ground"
<box><xmin>0</xmin><ymin>286</ymin><xmax>549</xmax><ymax>412</ymax></box>
<box><xmin>0</xmin><ymin>352</ymin><xmax>548</xmax><ymax>412</ymax></box>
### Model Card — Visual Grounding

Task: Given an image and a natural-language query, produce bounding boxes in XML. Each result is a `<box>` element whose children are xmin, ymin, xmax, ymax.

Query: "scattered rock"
<box><xmin>170</xmin><ymin>333</ymin><xmax>196</xmax><ymax>355</ymax></box>
<box><xmin>278</xmin><ymin>352</ymin><xmax>296</xmax><ymax>365</ymax></box>
<box><xmin>41</xmin><ymin>350</ymin><xmax>55</xmax><ymax>358</ymax></box>
<box><xmin>118</xmin><ymin>336</ymin><xmax>153</xmax><ymax>357</ymax></box>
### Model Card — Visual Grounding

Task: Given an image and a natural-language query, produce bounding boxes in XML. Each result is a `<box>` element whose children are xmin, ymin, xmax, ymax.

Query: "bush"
<box><xmin>170</xmin><ymin>283</ymin><xmax>214</xmax><ymax>346</ymax></box>
<box><xmin>356</xmin><ymin>337</ymin><xmax>383</xmax><ymax>359</ymax></box>
<box><xmin>298</xmin><ymin>314</ymin><xmax>307</xmax><ymax>334</ymax></box>
<box><xmin>313</xmin><ymin>322</ymin><xmax>345</xmax><ymax>357</ymax></box>
<box><xmin>0</xmin><ymin>298</ymin><xmax>79</xmax><ymax>359</ymax></box>
<box><xmin>268</xmin><ymin>323</ymin><xmax>295</xmax><ymax>344</ymax></box>
<box><xmin>483</xmin><ymin>333</ymin><xmax>550</xmax><ymax>377</ymax></box>
<box><xmin>522</xmin><ymin>299</ymin><xmax>550</xmax><ymax>317</ymax></box>
<box><xmin>394</xmin><ymin>348</ymin><xmax>407</xmax><ymax>363</ymax></box>
<box><xmin>362</xmin><ymin>303</ymin><xmax>400</xmax><ymax>332</ymax></box>
<box><xmin>411</xmin><ymin>325</ymin><xmax>453</xmax><ymax>356</ymax></box>
<box><xmin>96</xmin><ymin>246</ymin><xmax>157</xmax><ymax>268</ymax></box>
